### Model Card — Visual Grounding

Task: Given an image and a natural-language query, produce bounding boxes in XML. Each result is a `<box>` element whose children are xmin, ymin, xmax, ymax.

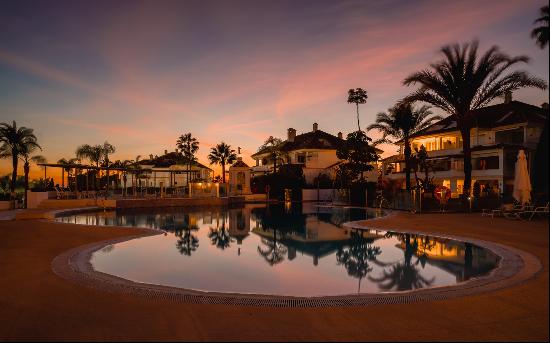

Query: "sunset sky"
<box><xmin>1</xmin><ymin>0</ymin><xmax>548</xmax><ymax>181</ymax></box>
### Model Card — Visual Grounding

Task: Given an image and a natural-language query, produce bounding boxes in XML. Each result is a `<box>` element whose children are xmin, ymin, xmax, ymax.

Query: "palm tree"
<box><xmin>57</xmin><ymin>157</ymin><xmax>79</xmax><ymax>189</ymax></box>
<box><xmin>258</xmin><ymin>136</ymin><xmax>284</xmax><ymax>173</ymax></box>
<box><xmin>176</xmin><ymin>133</ymin><xmax>199</xmax><ymax>189</ymax></box>
<box><xmin>367</xmin><ymin>103</ymin><xmax>442</xmax><ymax>190</ymax></box>
<box><xmin>76</xmin><ymin>142</ymin><xmax>115</xmax><ymax>192</ymax></box>
<box><xmin>0</xmin><ymin>121</ymin><xmax>39</xmax><ymax>207</ymax></box>
<box><xmin>101</xmin><ymin>141</ymin><xmax>116</xmax><ymax>193</ymax></box>
<box><xmin>347</xmin><ymin>88</ymin><xmax>368</xmax><ymax>132</ymax></box>
<box><xmin>531</xmin><ymin>5</ymin><xmax>549</xmax><ymax>49</ymax></box>
<box><xmin>207</xmin><ymin>142</ymin><xmax>237</xmax><ymax>183</ymax></box>
<box><xmin>403</xmin><ymin>40</ymin><xmax>547</xmax><ymax>196</ymax></box>
<box><xmin>0</xmin><ymin>137</ymin><xmax>46</xmax><ymax>208</ymax></box>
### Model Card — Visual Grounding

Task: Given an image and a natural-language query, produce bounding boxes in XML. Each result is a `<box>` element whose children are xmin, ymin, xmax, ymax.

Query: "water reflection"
<box><xmin>58</xmin><ymin>204</ymin><xmax>500</xmax><ymax>296</ymax></box>
<box><xmin>336</xmin><ymin>231</ymin><xmax>381</xmax><ymax>293</ymax></box>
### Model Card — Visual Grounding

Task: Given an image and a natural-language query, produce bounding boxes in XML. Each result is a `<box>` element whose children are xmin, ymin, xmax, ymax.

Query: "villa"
<box><xmin>251</xmin><ymin>123</ymin><xmax>383</xmax><ymax>184</ymax></box>
<box><xmin>135</xmin><ymin>150</ymin><xmax>213</xmax><ymax>188</ymax></box>
<box><xmin>381</xmin><ymin>94</ymin><xmax>549</xmax><ymax>197</ymax></box>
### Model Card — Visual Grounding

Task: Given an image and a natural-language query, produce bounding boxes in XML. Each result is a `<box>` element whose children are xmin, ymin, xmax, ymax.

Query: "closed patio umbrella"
<box><xmin>513</xmin><ymin>150</ymin><xmax>531</xmax><ymax>204</ymax></box>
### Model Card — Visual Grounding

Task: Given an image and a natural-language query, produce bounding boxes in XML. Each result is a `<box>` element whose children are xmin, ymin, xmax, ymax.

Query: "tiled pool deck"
<box><xmin>0</xmin><ymin>209</ymin><xmax>547</xmax><ymax>341</ymax></box>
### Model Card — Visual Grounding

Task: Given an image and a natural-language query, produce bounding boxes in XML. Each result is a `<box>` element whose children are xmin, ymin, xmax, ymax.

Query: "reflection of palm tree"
<box><xmin>369</xmin><ymin>263</ymin><xmax>435</xmax><ymax>291</ymax></box>
<box><xmin>370</xmin><ymin>233</ymin><xmax>434</xmax><ymax>291</ymax></box>
<box><xmin>257</xmin><ymin>229</ymin><xmax>287</xmax><ymax>266</ymax></box>
<box><xmin>336</xmin><ymin>231</ymin><xmax>381</xmax><ymax>293</ymax></box>
<box><xmin>208</xmin><ymin>222</ymin><xmax>233</xmax><ymax>250</ymax></box>
<box><xmin>175</xmin><ymin>228</ymin><xmax>199</xmax><ymax>256</ymax></box>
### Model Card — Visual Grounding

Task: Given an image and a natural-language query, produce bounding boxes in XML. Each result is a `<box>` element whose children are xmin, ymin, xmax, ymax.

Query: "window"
<box><xmin>297</xmin><ymin>153</ymin><xmax>306</xmax><ymax>164</ymax></box>
<box><xmin>474</xmin><ymin>156</ymin><xmax>499</xmax><ymax>170</ymax></box>
<box><xmin>495</xmin><ymin>128</ymin><xmax>524</xmax><ymax>144</ymax></box>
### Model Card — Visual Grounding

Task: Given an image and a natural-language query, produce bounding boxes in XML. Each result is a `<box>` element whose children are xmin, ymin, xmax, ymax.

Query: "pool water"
<box><xmin>57</xmin><ymin>204</ymin><xmax>500</xmax><ymax>297</ymax></box>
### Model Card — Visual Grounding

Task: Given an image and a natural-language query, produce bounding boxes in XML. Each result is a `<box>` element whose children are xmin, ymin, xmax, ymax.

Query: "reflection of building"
<box><xmin>397</xmin><ymin>237</ymin><xmax>500</xmax><ymax>282</ymax></box>
<box><xmin>382</xmin><ymin>97</ymin><xmax>548</xmax><ymax>197</ymax></box>
<box><xmin>252</xmin><ymin>212</ymin><xmax>383</xmax><ymax>266</ymax></box>
<box><xmin>251</xmin><ymin>123</ymin><xmax>383</xmax><ymax>184</ymax></box>
<box><xmin>228</xmin><ymin>208</ymin><xmax>250</xmax><ymax>244</ymax></box>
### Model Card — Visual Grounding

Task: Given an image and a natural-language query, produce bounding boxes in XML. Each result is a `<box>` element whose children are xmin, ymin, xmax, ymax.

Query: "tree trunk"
<box><xmin>11</xmin><ymin>153</ymin><xmax>18</xmax><ymax>209</ymax></box>
<box><xmin>106</xmin><ymin>158</ymin><xmax>110</xmax><ymax>195</ymax></box>
<box><xmin>404</xmin><ymin>136</ymin><xmax>411</xmax><ymax>191</ymax></box>
<box><xmin>221</xmin><ymin>162</ymin><xmax>226</xmax><ymax>183</ymax></box>
<box><xmin>461</xmin><ymin>127</ymin><xmax>472</xmax><ymax>197</ymax></box>
<box><xmin>356</xmin><ymin>103</ymin><xmax>361</xmax><ymax>132</ymax></box>
<box><xmin>24</xmin><ymin>162</ymin><xmax>29</xmax><ymax>209</ymax></box>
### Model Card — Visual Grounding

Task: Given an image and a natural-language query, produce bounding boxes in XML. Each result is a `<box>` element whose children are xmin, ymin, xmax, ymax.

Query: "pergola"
<box><xmin>37</xmin><ymin>163</ymin><xmax>207</xmax><ymax>198</ymax></box>
<box><xmin>38</xmin><ymin>163</ymin><xmax>129</xmax><ymax>192</ymax></box>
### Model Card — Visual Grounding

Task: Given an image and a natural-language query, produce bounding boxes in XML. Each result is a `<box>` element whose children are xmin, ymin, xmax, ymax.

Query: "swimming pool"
<box><xmin>56</xmin><ymin>204</ymin><xmax>500</xmax><ymax>297</ymax></box>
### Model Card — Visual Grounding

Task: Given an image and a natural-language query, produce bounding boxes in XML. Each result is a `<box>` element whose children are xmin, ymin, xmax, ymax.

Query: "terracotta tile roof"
<box><xmin>231</xmin><ymin>160</ymin><xmax>250</xmax><ymax>168</ymax></box>
<box><xmin>409</xmin><ymin>101</ymin><xmax>548</xmax><ymax>139</ymax></box>
<box><xmin>251</xmin><ymin>130</ymin><xmax>383</xmax><ymax>157</ymax></box>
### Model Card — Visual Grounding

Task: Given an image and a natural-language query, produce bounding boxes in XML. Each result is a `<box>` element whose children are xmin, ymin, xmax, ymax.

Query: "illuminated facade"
<box><xmin>381</xmin><ymin>96</ymin><xmax>548</xmax><ymax>197</ymax></box>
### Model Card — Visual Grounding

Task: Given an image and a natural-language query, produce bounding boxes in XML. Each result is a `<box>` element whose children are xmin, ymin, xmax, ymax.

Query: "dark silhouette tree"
<box><xmin>368</xmin><ymin>102</ymin><xmax>441</xmax><ymax>190</ymax></box>
<box><xmin>0</xmin><ymin>135</ymin><xmax>45</xmax><ymax>208</ymax></box>
<box><xmin>258</xmin><ymin>136</ymin><xmax>285</xmax><ymax>173</ymax></box>
<box><xmin>207</xmin><ymin>142</ymin><xmax>237</xmax><ymax>183</ymax></box>
<box><xmin>176</xmin><ymin>133</ymin><xmax>199</xmax><ymax>189</ymax></box>
<box><xmin>336</xmin><ymin>130</ymin><xmax>379</xmax><ymax>181</ymax></box>
<box><xmin>347</xmin><ymin>88</ymin><xmax>368</xmax><ymax>131</ymax></box>
<box><xmin>531</xmin><ymin>5</ymin><xmax>549</xmax><ymax>49</ymax></box>
<box><xmin>0</xmin><ymin>121</ymin><xmax>39</xmax><ymax>207</ymax></box>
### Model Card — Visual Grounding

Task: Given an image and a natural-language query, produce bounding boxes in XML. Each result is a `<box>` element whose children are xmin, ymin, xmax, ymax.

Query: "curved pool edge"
<box><xmin>50</xmin><ymin>214</ymin><xmax>542</xmax><ymax>308</ymax></box>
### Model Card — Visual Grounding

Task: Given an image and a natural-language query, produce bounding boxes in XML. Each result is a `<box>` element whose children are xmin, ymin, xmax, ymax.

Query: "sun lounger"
<box><xmin>519</xmin><ymin>202</ymin><xmax>549</xmax><ymax>221</ymax></box>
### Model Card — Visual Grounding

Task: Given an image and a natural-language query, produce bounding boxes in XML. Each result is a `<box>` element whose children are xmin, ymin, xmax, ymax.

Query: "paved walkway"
<box><xmin>0</xmin><ymin>209</ymin><xmax>23</xmax><ymax>221</ymax></box>
<box><xmin>0</xmin><ymin>212</ymin><xmax>547</xmax><ymax>341</ymax></box>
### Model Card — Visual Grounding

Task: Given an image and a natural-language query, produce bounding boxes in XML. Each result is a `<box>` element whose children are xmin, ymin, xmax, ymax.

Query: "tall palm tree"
<box><xmin>532</xmin><ymin>5</ymin><xmax>549</xmax><ymax>49</ymax></box>
<box><xmin>0</xmin><ymin>121</ymin><xmax>39</xmax><ymax>207</ymax></box>
<box><xmin>347</xmin><ymin>88</ymin><xmax>368</xmax><ymax>132</ymax></box>
<box><xmin>207</xmin><ymin>142</ymin><xmax>237</xmax><ymax>183</ymax></box>
<box><xmin>367</xmin><ymin>103</ymin><xmax>442</xmax><ymax>190</ymax></box>
<box><xmin>0</xmin><ymin>137</ymin><xmax>46</xmax><ymax>208</ymax></box>
<box><xmin>101</xmin><ymin>141</ymin><xmax>116</xmax><ymax>193</ymax></box>
<box><xmin>403</xmin><ymin>40</ymin><xmax>547</xmax><ymax>196</ymax></box>
<box><xmin>176</xmin><ymin>133</ymin><xmax>199</xmax><ymax>189</ymax></box>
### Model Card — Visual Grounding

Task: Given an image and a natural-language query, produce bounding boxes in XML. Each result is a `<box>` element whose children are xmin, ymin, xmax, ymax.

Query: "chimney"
<box><xmin>164</xmin><ymin>149</ymin><xmax>168</xmax><ymax>155</ymax></box>
<box><xmin>337</xmin><ymin>132</ymin><xmax>343</xmax><ymax>139</ymax></box>
<box><xmin>541</xmin><ymin>102</ymin><xmax>549</xmax><ymax>110</ymax></box>
<box><xmin>149</xmin><ymin>154</ymin><xmax>153</xmax><ymax>160</ymax></box>
<box><xmin>313</xmin><ymin>122</ymin><xmax>318</xmax><ymax>132</ymax></box>
<box><xmin>504</xmin><ymin>91</ymin><xmax>512</xmax><ymax>104</ymax></box>
<box><xmin>287</xmin><ymin>128</ymin><xmax>296</xmax><ymax>142</ymax></box>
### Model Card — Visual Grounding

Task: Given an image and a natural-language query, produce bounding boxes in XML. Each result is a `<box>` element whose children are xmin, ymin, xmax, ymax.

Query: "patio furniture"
<box><xmin>483</xmin><ymin>203</ymin><xmax>516</xmax><ymax>218</ymax></box>
<box><xmin>519</xmin><ymin>202</ymin><xmax>549</xmax><ymax>221</ymax></box>
<box><xmin>502</xmin><ymin>204</ymin><xmax>536</xmax><ymax>220</ymax></box>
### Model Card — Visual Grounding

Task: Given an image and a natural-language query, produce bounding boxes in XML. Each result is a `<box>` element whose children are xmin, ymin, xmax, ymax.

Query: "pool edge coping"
<box><xmin>50</xmin><ymin>214</ymin><xmax>542</xmax><ymax>308</ymax></box>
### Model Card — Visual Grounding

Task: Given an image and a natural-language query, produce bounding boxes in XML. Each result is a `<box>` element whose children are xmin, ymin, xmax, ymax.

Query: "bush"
<box><xmin>252</xmin><ymin>164</ymin><xmax>305</xmax><ymax>200</ymax></box>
